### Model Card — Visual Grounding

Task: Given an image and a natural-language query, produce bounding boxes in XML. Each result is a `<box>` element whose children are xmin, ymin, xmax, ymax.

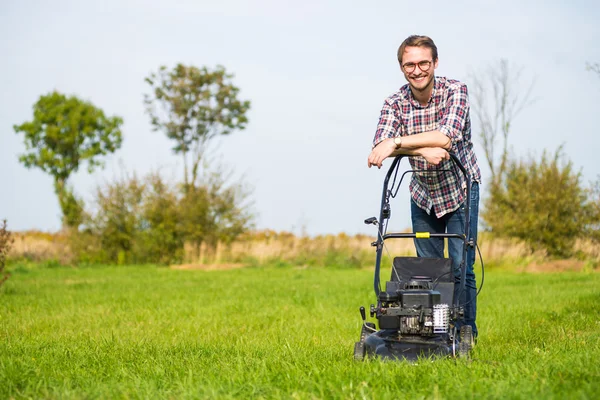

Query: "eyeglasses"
<box><xmin>402</xmin><ymin>60</ymin><xmax>433</xmax><ymax>73</ymax></box>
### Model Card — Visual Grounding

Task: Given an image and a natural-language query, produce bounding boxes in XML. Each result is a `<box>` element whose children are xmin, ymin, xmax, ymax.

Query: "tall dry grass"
<box><xmin>186</xmin><ymin>230</ymin><xmax>539</xmax><ymax>267</ymax></box>
<box><xmin>9</xmin><ymin>231</ymin><xmax>71</xmax><ymax>265</ymax></box>
<box><xmin>9</xmin><ymin>229</ymin><xmax>598</xmax><ymax>268</ymax></box>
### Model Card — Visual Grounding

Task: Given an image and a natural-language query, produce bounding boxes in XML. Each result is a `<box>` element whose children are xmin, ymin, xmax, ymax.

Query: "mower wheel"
<box><xmin>458</xmin><ymin>325</ymin><xmax>473</xmax><ymax>359</ymax></box>
<box><xmin>354</xmin><ymin>341</ymin><xmax>366</xmax><ymax>361</ymax></box>
<box><xmin>359</xmin><ymin>322</ymin><xmax>376</xmax><ymax>343</ymax></box>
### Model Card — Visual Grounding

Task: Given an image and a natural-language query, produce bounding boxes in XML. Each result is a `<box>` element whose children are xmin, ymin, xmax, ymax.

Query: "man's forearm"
<box><xmin>391</xmin><ymin>148</ymin><xmax>422</xmax><ymax>157</ymax></box>
<box><xmin>368</xmin><ymin>140</ymin><xmax>451</xmax><ymax>168</ymax></box>
<box><xmin>400</xmin><ymin>130</ymin><xmax>450</xmax><ymax>150</ymax></box>
<box><xmin>393</xmin><ymin>147</ymin><xmax>451</xmax><ymax>165</ymax></box>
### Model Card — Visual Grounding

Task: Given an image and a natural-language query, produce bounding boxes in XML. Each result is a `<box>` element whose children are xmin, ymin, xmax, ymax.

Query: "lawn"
<box><xmin>1</xmin><ymin>264</ymin><xmax>599</xmax><ymax>399</ymax></box>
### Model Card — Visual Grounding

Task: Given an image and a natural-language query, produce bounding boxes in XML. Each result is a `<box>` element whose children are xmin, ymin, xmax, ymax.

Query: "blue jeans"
<box><xmin>410</xmin><ymin>183</ymin><xmax>479</xmax><ymax>337</ymax></box>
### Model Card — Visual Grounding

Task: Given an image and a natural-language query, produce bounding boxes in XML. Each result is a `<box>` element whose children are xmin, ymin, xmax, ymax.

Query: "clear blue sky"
<box><xmin>1</xmin><ymin>0</ymin><xmax>599</xmax><ymax>235</ymax></box>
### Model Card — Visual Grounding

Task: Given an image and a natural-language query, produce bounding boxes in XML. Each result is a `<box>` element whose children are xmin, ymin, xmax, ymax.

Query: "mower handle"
<box><xmin>372</xmin><ymin>152</ymin><xmax>472</xmax><ymax>300</ymax></box>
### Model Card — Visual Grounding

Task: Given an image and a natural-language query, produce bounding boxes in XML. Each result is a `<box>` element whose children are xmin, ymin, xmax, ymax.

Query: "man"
<box><xmin>367</xmin><ymin>35</ymin><xmax>481</xmax><ymax>338</ymax></box>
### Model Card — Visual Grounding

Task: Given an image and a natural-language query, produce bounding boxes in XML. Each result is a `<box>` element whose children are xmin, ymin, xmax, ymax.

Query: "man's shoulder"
<box><xmin>383</xmin><ymin>84</ymin><xmax>411</xmax><ymax>105</ymax></box>
<box><xmin>436</xmin><ymin>76</ymin><xmax>468</xmax><ymax>92</ymax></box>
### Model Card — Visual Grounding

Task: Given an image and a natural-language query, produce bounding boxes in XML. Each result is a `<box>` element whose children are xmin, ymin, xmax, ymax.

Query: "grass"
<box><xmin>1</xmin><ymin>263</ymin><xmax>599</xmax><ymax>399</ymax></box>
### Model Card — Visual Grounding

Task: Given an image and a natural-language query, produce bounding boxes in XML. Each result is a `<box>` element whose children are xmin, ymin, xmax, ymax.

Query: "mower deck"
<box><xmin>363</xmin><ymin>331</ymin><xmax>454</xmax><ymax>362</ymax></box>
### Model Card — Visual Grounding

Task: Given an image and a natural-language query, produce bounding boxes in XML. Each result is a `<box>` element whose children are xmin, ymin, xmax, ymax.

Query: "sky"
<box><xmin>1</xmin><ymin>0</ymin><xmax>599</xmax><ymax>236</ymax></box>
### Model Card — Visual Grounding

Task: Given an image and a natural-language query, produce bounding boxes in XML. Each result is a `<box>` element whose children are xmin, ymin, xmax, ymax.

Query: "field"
<box><xmin>1</xmin><ymin>263</ymin><xmax>599</xmax><ymax>399</ymax></box>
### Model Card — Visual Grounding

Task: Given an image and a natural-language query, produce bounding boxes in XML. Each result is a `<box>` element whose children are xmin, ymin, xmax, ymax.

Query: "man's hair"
<box><xmin>397</xmin><ymin>35</ymin><xmax>438</xmax><ymax>64</ymax></box>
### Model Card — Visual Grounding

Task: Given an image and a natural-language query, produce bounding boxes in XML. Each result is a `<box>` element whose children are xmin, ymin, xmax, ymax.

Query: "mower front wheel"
<box><xmin>360</xmin><ymin>322</ymin><xmax>376</xmax><ymax>343</ymax></box>
<box><xmin>353</xmin><ymin>341</ymin><xmax>366</xmax><ymax>360</ymax></box>
<box><xmin>354</xmin><ymin>322</ymin><xmax>376</xmax><ymax>361</ymax></box>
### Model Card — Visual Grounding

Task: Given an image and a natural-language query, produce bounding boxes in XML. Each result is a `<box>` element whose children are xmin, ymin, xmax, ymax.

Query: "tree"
<box><xmin>144</xmin><ymin>64</ymin><xmax>251</xmax><ymax>189</ymax></box>
<box><xmin>484</xmin><ymin>148</ymin><xmax>594</xmax><ymax>258</ymax></box>
<box><xmin>469</xmin><ymin>59</ymin><xmax>536</xmax><ymax>189</ymax></box>
<box><xmin>13</xmin><ymin>91</ymin><xmax>123</xmax><ymax>228</ymax></box>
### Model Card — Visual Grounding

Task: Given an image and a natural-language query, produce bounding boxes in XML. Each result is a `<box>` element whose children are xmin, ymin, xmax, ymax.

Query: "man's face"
<box><xmin>400</xmin><ymin>46</ymin><xmax>438</xmax><ymax>93</ymax></box>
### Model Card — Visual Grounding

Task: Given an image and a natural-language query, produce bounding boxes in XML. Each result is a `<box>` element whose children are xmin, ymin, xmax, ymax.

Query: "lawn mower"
<box><xmin>354</xmin><ymin>153</ymin><xmax>480</xmax><ymax>362</ymax></box>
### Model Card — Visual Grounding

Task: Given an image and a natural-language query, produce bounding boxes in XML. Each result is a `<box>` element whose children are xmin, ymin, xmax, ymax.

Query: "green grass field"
<box><xmin>1</xmin><ymin>264</ymin><xmax>599</xmax><ymax>399</ymax></box>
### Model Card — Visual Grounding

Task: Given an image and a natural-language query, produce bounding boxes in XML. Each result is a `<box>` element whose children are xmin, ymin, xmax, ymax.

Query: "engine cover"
<box><xmin>400</xmin><ymin>290</ymin><xmax>441</xmax><ymax>308</ymax></box>
<box><xmin>376</xmin><ymin>286</ymin><xmax>445</xmax><ymax>335</ymax></box>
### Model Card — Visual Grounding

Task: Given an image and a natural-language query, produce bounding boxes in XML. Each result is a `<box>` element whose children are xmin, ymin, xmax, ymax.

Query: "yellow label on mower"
<box><xmin>415</xmin><ymin>232</ymin><xmax>430</xmax><ymax>239</ymax></box>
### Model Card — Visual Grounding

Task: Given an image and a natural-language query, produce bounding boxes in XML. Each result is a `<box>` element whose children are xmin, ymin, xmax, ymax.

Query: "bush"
<box><xmin>87</xmin><ymin>172</ymin><xmax>145</xmax><ymax>264</ymax></box>
<box><xmin>180</xmin><ymin>167</ymin><xmax>254</xmax><ymax>263</ymax></box>
<box><xmin>0</xmin><ymin>220</ymin><xmax>14</xmax><ymax>287</ymax></box>
<box><xmin>135</xmin><ymin>172</ymin><xmax>184</xmax><ymax>264</ymax></box>
<box><xmin>586</xmin><ymin>176</ymin><xmax>600</xmax><ymax>243</ymax></box>
<box><xmin>71</xmin><ymin>167</ymin><xmax>253</xmax><ymax>266</ymax></box>
<box><xmin>483</xmin><ymin>148</ymin><xmax>596</xmax><ymax>258</ymax></box>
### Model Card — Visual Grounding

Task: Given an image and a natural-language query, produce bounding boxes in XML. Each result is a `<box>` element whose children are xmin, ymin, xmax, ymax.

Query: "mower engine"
<box><xmin>373</xmin><ymin>276</ymin><xmax>450</xmax><ymax>336</ymax></box>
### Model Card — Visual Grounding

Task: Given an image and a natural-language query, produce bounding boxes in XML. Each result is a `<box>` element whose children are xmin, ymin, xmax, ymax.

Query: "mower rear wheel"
<box><xmin>458</xmin><ymin>325</ymin><xmax>473</xmax><ymax>359</ymax></box>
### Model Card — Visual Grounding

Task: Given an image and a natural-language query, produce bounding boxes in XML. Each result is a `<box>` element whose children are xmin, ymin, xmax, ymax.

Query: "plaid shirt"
<box><xmin>373</xmin><ymin>76</ymin><xmax>481</xmax><ymax>218</ymax></box>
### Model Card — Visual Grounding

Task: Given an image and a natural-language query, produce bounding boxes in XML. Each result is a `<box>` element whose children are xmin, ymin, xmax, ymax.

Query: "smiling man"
<box><xmin>367</xmin><ymin>35</ymin><xmax>482</xmax><ymax>338</ymax></box>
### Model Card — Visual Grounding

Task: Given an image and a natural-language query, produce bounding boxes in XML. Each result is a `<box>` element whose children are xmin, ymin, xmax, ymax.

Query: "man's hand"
<box><xmin>419</xmin><ymin>147</ymin><xmax>450</xmax><ymax>165</ymax></box>
<box><xmin>367</xmin><ymin>138</ymin><xmax>396</xmax><ymax>168</ymax></box>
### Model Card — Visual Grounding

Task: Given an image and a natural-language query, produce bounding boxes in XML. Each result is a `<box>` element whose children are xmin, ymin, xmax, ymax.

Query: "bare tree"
<box><xmin>469</xmin><ymin>59</ymin><xmax>536</xmax><ymax>188</ymax></box>
<box><xmin>587</xmin><ymin>62</ymin><xmax>600</xmax><ymax>78</ymax></box>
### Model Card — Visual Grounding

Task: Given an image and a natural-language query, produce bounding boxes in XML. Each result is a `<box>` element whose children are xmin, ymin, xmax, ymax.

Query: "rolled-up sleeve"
<box><xmin>438</xmin><ymin>83</ymin><xmax>469</xmax><ymax>145</ymax></box>
<box><xmin>372</xmin><ymin>99</ymin><xmax>400</xmax><ymax>148</ymax></box>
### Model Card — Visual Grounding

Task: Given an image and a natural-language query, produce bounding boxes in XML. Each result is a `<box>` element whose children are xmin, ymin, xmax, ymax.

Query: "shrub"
<box><xmin>483</xmin><ymin>148</ymin><xmax>596</xmax><ymax>258</ymax></box>
<box><xmin>586</xmin><ymin>176</ymin><xmax>600</xmax><ymax>243</ymax></box>
<box><xmin>180</xmin><ymin>167</ymin><xmax>254</xmax><ymax>263</ymax></box>
<box><xmin>0</xmin><ymin>220</ymin><xmax>14</xmax><ymax>287</ymax></box>
<box><xmin>89</xmin><ymin>172</ymin><xmax>145</xmax><ymax>264</ymax></box>
<box><xmin>135</xmin><ymin>172</ymin><xmax>184</xmax><ymax>264</ymax></box>
<box><xmin>72</xmin><ymin>167</ymin><xmax>253</xmax><ymax>266</ymax></box>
